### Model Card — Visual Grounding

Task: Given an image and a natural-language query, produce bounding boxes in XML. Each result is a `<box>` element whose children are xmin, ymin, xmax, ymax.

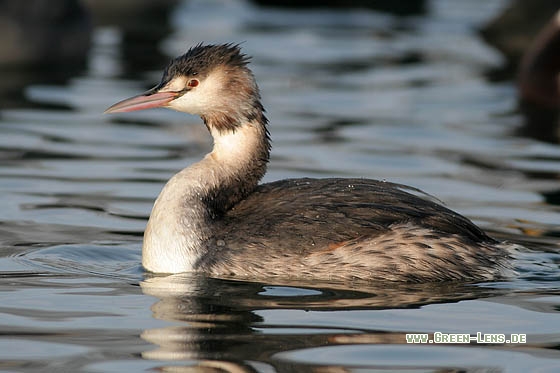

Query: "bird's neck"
<box><xmin>142</xmin><ymin>110</ymin><xmax>270</xmax><ymax>273</ymax></box>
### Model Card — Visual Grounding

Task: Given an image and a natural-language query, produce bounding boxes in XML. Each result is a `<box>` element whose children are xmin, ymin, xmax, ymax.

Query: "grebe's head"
<box><xmin>105</xmin><ymin>43</ymin><xmax>263</xmax><ymax>131</ymax></box>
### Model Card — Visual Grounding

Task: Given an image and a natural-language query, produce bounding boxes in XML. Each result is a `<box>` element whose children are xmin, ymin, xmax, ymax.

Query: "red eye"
<box><xmin>187</xmin><ymin>79</ymin><xmax>199</xmax><ymax>88</ymax></box>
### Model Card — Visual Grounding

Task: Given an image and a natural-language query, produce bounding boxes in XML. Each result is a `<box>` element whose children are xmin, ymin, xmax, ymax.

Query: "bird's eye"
<box><xmin>187</xmin><ymin>79</ymin><xmax>199</xmax><ymax>88</ymax></box>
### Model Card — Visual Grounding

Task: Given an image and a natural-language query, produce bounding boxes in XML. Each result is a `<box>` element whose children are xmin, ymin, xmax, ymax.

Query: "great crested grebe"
<box><xmin>105</xmin><ymin>43</ymin><xmax>510</xmax><ymax>282</ymax></box>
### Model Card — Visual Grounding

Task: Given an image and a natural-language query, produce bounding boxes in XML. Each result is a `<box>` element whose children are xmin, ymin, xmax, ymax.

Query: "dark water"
<box><xmin>1</xmin><ymin>0</ymin><xmax>560</xmax><ymax>371</ymax></box>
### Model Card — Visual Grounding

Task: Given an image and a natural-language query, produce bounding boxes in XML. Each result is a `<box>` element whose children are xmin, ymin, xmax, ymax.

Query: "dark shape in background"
<box><xmin>516</xmin><ymin>11</ymin><xmax>560</xmax><ymax>143</ymax></box>
<box><xmin>482</xmin><ymin>0</ymin><xmax>560</xmax><ymax>144</ymax></box>
<box><xmin>483</xmin><ymin>1</ymin><xmax>560</xmax><ymax>230</ymax></box>
<box><xmin>83</xmin><ymin>0</ymin><xmax>179</xmax><ymax>78</ymax></box>
<box><xmin>250</xmin><ymin>0</ymin><xmax>426</xmax><ymax>16</ymax></box>
<box><xmin>0</xmin><ymin>0</ymin><xmax>179</xmax><ymax>109</ymax></box>
<box><xmin>481</xmin><ymin>0</ymin><xmax>560</xmax><ymax>67</ymax></box>
<box><xmin>0</xmin><ymin>0</ymin><xmax>91</xmax><ymax>108</ymax></box>
<box><xmin>0</xmin><ymin>0</ymin><xmax>91</xmax><ymax>67</ymax></box>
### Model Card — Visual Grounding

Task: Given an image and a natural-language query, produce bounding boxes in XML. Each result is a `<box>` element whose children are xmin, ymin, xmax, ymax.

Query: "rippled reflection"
<box><xmin>139</xmin><ymin>273</ymin><xmax>512</xmax><ymax>370</ymax></box>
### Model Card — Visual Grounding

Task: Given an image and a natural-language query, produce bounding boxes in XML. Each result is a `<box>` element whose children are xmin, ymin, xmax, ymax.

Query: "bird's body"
<box><xmin>106</xmin><ymin>43</ymin><xmax>510</xmax><ymax>282</ymax></box>
<box><xmin>204</xmin><ymin>178</ymin><xmax>506</xmax><ymax>282</ymax></box>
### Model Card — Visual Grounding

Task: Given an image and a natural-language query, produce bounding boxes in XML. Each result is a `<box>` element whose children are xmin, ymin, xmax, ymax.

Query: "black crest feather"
<box><xmin>161</xmin><ymin>43</ymin><xmax>250</xmax><ymax>83</ymax></box>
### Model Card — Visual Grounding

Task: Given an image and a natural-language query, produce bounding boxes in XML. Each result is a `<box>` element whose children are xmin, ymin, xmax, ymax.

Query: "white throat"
<box><xmin>141</xmin><ymin>119</ymin><xmax>269</xmax><ymax>274</ymax></box>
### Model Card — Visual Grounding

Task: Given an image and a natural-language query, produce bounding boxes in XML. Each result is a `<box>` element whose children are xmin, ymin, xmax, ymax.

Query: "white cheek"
<box><xmin>164</xmin><ymin>72</ymin><xmax>225</xmax><ymax>115</ymax></box>
<box><xmin>168</xmin><ymin>85</ymin><xmax>224</xmax><ymax>115</ymax></box>
<box><xmin>168</xmin><ymin>92</ymin><xmax>207</xmax><ymax>114</ymax></box>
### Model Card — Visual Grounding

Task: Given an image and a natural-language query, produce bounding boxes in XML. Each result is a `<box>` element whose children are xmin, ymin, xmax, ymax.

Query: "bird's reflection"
<box><xmin>139</xmin><ymin>273</ymin><xmax>501</xmax><ymax>371</ymax></box>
